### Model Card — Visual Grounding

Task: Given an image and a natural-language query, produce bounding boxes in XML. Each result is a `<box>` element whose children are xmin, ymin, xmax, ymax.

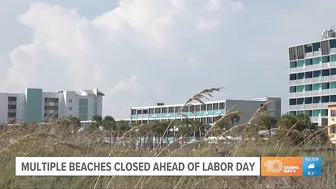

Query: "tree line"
<box><xmin>67</xmin><ymin>113</ymin><xmax>330</xmax><ymax>147</ymax></box>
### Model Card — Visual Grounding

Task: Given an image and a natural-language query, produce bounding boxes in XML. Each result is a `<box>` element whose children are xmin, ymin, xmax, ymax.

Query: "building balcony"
<box><xmin>289</xmin><ymin>89</ymin><xmax>336</xmax><ymax>98</ymax></box>
<box><xmin>7</xmin><ymin>109</ymin><xmax>17</xmax><ymax>113</ymax></box>
<box><xmin>44</xmin><ymin>109</ymin><xmax>58</xmax><ymax>114</ymax></box>
<box><xmin>331</xmin><ymin>48</ymin><xmax>336</xmax><ymax>54</ymax></box>
<box><xmin>8</xmin><ymin>101</ymin><xmax>17</xmax><ymax>105</ymax></box>
<box><xmin>290</xmin><ymin>61</ymin><xmax>336</xmax><ymax>74</ymax></box>
<box><xmin>289</xmin><ymin>75</ymin><xmax>336</xmax><ymax>86</ymax></box>
<box><xmin>130</xmin><ymin>109</ymin><xmax>226</xmax><ymax>120</ymax></box>
<box><xmin>45</xmin><ymin>102</ymin><xmax>58</xmax><ymax>106</ymax></box>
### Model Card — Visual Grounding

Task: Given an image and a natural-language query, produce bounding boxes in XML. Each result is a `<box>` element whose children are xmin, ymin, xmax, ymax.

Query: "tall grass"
<box><xmin>0</xmin><ymin>87</ymin><xmax>335</xmax><ymax>189</ymax></box>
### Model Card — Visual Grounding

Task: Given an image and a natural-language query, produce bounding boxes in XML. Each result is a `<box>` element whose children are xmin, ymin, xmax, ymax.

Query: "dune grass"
<box><xmin>0</xmin><ymin>87</ymin><xmax>335</xmax><ymax>189</ymax></box>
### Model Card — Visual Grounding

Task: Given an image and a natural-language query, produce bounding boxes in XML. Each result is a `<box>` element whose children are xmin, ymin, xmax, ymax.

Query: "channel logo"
<box><xmin>261</xmin><ymin>157</ymin><xmax>302</xmax><ymax>176</ymax></box>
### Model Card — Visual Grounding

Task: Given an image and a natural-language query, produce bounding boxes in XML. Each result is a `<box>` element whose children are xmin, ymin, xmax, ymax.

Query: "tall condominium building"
<box><xmin>289</xmin><ymin>27</ymin><xmax>336</xmax><ymax>126</ymax></box>
<box><xmin>130</xmin><ymin>97</ymin><xmax>281</xmax><ymax>125</ymax></box>
<box><xmin>0</xmin><ymin>88</ymin><xmax>104</xmax><ymax>124</ymax></box>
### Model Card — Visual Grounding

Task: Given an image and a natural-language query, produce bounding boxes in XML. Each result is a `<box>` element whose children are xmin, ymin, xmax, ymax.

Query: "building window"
<box><xmin>322</xmin><ymin>69</ymin><xmax>330</xmax><ymax>76</ymax></box>
<box><xmin>69</xmin><ymin>99</ymin><xmax>72</xmax><ymax>103</ymax></box>
<box><xmin>45</xmin><ymin>98</ymin><xmax>59</xmax><ymax>103</ymax></box>
<box><xmin>206</xmin><ymin>117</ymin><xmax>212</xmax><ymax>124</ymax></box>
<box><xmin>330</xmin><ymin>39</ymin><xmax>336</xmax><ymax>48</ymax></box>
<box><xmin>313</xmin><ymin>83</ymin><xmax>321</xmax><ymax>91</ymax></box>
<box><xmin>7</xmin><ymin>113</ymin><xmax>16</xmax><ymax>117</ymax></box>
<box><xmin>313</xmin><ymin>42</ymin><xmax>320</xmax><ymax>52</ymax></box>
<box><xmin>162</xmin><ymin>107</ymin><xmax>167</xmax><ymax>113</ymax></box>
<box><xmin>213</xmin><ymin>103</ymin><xmax>218</xmax><ymax>110</ymax></box>
<box><xmin>219</xmin><ymin>103</ymin><xmax>225</xmax><ymax>109</ymax></box>
<box><xmin>8</xmin><ymin>97</ymin><xmax>17</xmax><ymax>101</ymax></box>
<box><xmin>131</xmin><ymin>109</ymin><xmax>136</xmax><ymax>115</ymax></box>
<box><xmin>206</xmin><ymin>104</ymin><xmax>212</xmax><ymax>110</ymax></box>
<box><xmin>321</xmin><ymin>96</ymin><xmax>330</xmax><ymax>103</ymax></box>
<box><xmin>305</xmin><ymin>85</ymin><xmax>312</xmax><ymax>91</ymax></box>
<box><xmin>168</xmin><ymin>107</ymin><xmax>174</xmax><ymax>113</ymax></box>
<box><xmin>330</xmin><ymin>95</ymin><xmax>336</xmax><ymax>102</ymax></box>
<box><xmin>298</xmin><ymin>73</ymin><xmax>304</xmax><ymax>79</ymax></box>
<box><xmin>298</xmin><ymin>60</ymin><xmax>305</xmax><ymax>67</ymax></box>
<box><xmin>322</xmin><ymin>82</ymin><xmax>330</xmax><ymax>89</ymax></box>
<box><xmin>312</xmin><ymin>110</ymin><xmax>320</xmax><ymax>117</ymax></box>
<box><xmin>332</xmin><ymin>126</ymin><xmax>336</xmax><ymax>133</ymax></box>
<box><xmin>305</xmin><ymin>110</ymin><xmax>312</xmax><ymax>117</ymax></box>
<box><xmin>305</xmin><ymin>97</ymin><xmax>312</xmax><ymax>104</ymax></box>
<box><xmin>137</xmin><ymin>110</ymin><xmax>142</xmax><ymax>114</ymax></box>
<box><xmin>189</xmin><ymin>105</ymin><xmax>195</xmax><ymax>112</ymax></box>
<box><xmin>155</xmin><ymin>108</ymin><xmax>161</xmax><ymax>113</ymax></box>
<box><xmin>289</xmin><ymin>111</ymin><xmax>296</xmax><ymax>116</ymax></box>
<box><xmin>297</xmin><ymin>98</ymin><xmax>304</xmax><ymax>105</ymax></box>
<box><xmin>149</xmin><ymin>108</ymin><xmax>154</xmax><ymax>114</ymax></box>
<box><xmin>305</xmin><ymin>71</ymin><xmax>312</xmax><ymax>78</ymax></box>
<box><xmin>313</xmin><ymin>70</ymin><xmax>321</xmax><ymax>77</ymax></box>
<box><xmin>321</xmin><ymin>109</ymin><xmax>328</xmax><ymax>116</ymax></box>
<box><xmin>313</xmin><ymin>57</ymin><xmax>321</xmax><ymax>64</ymax></box>
<box><xmin>201</xmin><ymin>104</ymin><xmax>206</xmax><ymax>111</ymax></box>
<box><xmin>290</xmin><ymin>61</ymin><xmax>297</xmax><ymax>68</ymax></box>
<box><xmin>183</xmin><ymin>106</ymin><xmax>188</xmax><ymax>112</ymax></box>
<box><xmin>290</xmin><ymin>74</ymin><xmax>297</xmax><ymax>80</ymax></box>
<box><xmin>330</xmin><ymin>110</ymin><xmax>336</xmax><ymax>117</ymax></box>
<box><xmin>322</xmin><ymin>56</ymin><xmax>330</xmax><ymax>63</ymax></box>
<box><xmin>8</xmin><ymin>105</ymin><xmax>16</xmax><ymax>109</ymax></box>
<box><xmin>305</xmin><ymin>44</ymin><xmax>313</xmax><ymax>53</ymax></box>
<box><xmin>69</xmin><ymin>107</ymin><xmax>72</xmax><ymax>110</ymax></box>
<box><xmin>143</xmin><ymin>109</ymin><xmax>148</xmax><ymax>114</ymax></box>
<box><xmin>195</xmin><ymin>105</ymin><xmax>200</xmax><ymax>111</ymax></box>
<box><xmin>289</xmin><ymin>99</ymin><xmax>296</xmax><ymax>105</ymax></box>
<box><xmin>305</xmin><ymin>59</ymin><xmax>312</xmax><ymax>65</ymax></box>
<box><xmin>313</xmin><ymin>97</ymin><xmax>321</xmax><ymax>103</ymax></box>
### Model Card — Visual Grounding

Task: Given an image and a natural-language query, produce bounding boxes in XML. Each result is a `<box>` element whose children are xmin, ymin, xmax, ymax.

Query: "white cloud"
<box><xmin>196</xmin><ymin>17</ymin><xmax>219</xmax><ymax>31</ymax></box>
<box><xmin>111</xmin><ymin>75</ymin><xmax>144</xmax><ymax>94</ymax></box>
<box><xmin>0</xmin><ymin>0</ymin><xmax>244</xmax><ymax>117</ymax></box>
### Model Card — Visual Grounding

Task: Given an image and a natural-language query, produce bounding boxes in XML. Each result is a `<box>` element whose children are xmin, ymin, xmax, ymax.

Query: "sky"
<box><xmin>1</xmin><ymin>0</ymin><xmax>336</xmax><ymax>119</ymax></box>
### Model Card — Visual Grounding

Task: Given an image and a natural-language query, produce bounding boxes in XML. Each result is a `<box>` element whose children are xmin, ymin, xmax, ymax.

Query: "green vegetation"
<box><xmin>0</xmin><ymin>87</ymin><xmax>335</xmax><ymax>188</ymax></box>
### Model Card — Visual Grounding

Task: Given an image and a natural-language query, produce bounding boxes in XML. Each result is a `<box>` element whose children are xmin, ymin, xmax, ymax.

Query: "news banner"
<box><xmin>15</xmin><ymin>156</ymin><xmax>322</xmax><ymax>177</ymax></box>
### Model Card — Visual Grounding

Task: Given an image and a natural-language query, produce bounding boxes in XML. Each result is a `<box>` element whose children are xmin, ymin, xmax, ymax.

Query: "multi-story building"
<box><xmin>129</xmin><ymin>97</ymin><xmax>281</xmax><ymax>125</ymax></box>
<box><xmin>0</xmin><ymin>88</ymin><xmax>104</xmax><ymax>124</ymax></box>
<box><xmin>288</xmin><ymin>27</ymin><xmax>336</xmax><ymax>126</ymax></box>
<box><xmin>327</xmin><ymin>104</ymin><xmax>336</xmax><ymax>146</ymax></box>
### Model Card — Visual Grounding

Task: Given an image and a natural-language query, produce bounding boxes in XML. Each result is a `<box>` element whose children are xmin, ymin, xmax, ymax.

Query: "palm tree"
<box><xmin>191</xmin><ymin>120</ymin><xmax>204</xmax><ymax>138</ymax></box>
<box><xmin>276</xmin><ymin>113</ymin><xmax>318</xmax><ymax>145</ymax></box>
<box><xmin>92</xmin><ymin>115</ymin><xmax>103</xmax><ymax>128</ymax></box>
<box><xmin>151</xmin><ymin>121</ymin><xmax>168</xmax><ymax>148</ymax></box>
<box><xmin>102</xmin><ymin>116</ymin><xmax>116</xmax><ymax>145</ymax></box>
<box><xmin>117</xmin><ymin>120</ymin><xmax>130</xmax><ymax>133</ymax></box>
<box><xmin>259</xmin><ymin>115</ymin><xmax>277</xmax><ymax>136</ymax></box>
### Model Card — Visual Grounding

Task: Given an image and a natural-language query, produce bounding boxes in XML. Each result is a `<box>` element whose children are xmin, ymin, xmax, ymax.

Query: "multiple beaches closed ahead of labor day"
<box><xmin>21</xmin><ymin>161</ymin><xmax>256</xmax><ymax>172</ymax></box>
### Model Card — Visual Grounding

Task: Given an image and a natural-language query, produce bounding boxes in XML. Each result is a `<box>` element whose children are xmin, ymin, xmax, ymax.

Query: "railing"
<box><xmin>289</xmin><ymin>75</ymin><xmax>336</xmax><ymax>86</ymax></box>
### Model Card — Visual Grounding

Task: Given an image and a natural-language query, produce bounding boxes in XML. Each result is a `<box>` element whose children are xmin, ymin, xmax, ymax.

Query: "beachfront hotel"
<box><xmin>288</xmin><ymin>27</ymin><xmax>336</xmax><ymax>126</ymax></box>
<box><xmin>129</xmin><ymin>97</ymin><xmax>281</xmax><ymax>125</ymax></box>
<box><xmin>0</xmin><ymin>88</ymin><xmax>104</xmax><ymax>124</ymax></box>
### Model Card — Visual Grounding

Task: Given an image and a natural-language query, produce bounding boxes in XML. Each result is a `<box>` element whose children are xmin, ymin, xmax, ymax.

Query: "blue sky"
<box><xmin>1</xmin><ymin>0</ymin><xmax>336</xmax><ymax>119</ymax></box>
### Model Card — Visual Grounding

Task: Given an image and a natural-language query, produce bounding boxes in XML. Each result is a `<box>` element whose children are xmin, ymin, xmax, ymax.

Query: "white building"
<box><xmin>0</xmin><ymin>88</ymin><xmax>104</xmax><ymax>124</ymax></box>
<box><xmin>129</xmin><ymin>97</ymin><xmax>281</xmax><ymax>125</ymax></box>
<box><xmin>288</xmin><ymin>27</ymin><xmax>336</xmax><ymax>126</ymax></box>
